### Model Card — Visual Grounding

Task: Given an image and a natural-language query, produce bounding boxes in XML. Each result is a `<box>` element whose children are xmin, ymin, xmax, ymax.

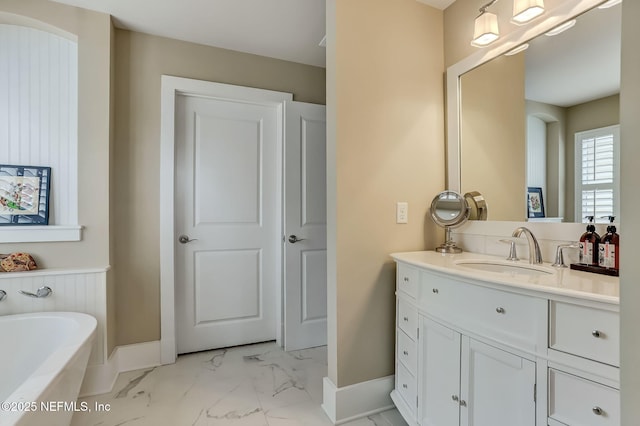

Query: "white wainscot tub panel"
<box><xmin>0</xmin><ymin>268</ymin><xmax>108</xmax><ymax>367</ymax></box>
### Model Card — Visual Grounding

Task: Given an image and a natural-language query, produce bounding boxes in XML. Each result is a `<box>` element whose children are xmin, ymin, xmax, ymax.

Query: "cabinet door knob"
<box><xmin>403</xmin><ymin>350</ymin><xmax>409</xmax><ymax>356</ymax></box>
<box><xmin>460</xmin><ymin>400</ymin><xmax>467</xmax><ymax>407</ymax></box>
<box><xmin>592</xmin><ymin>330</ymin><xmax>601</xmax><ymax>338</ymax></box>
<box><xmin>404</xmin><ymin>277</ymin><xmax>409</xmax><ymax>282</ymax></box>
<box><xmin>496</xmin><ymin>307</ymin><xmax>505</xmax><ymax>314</ymax></box>
<box><xmin>402</xmin><ymin>383</ymin><xmax>408</xmax><ymax>389</ymax></box>
<box><xmin>451</xmin><ymin>395</ymin><xmax>459</xmax><ymax>402</ymax></box>
<box><xmin>403</xmin><ymin>316</ymin><xmax>409</xmax><ymax>322</ymax></box>
<box><xmin>432</xmin><ymin>288</ymin><xmax>439</xmax><ymax>294</ymax></box>
<box><xmin>592</xmin><ymin>406</ymin><xmax>603</xmax><ymax>415</ymax></box>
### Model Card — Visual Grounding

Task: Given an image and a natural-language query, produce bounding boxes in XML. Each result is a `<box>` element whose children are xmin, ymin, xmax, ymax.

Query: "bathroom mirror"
<box><xmin>447</xmin><ymin>0</ymin><xmax>619</xmax><ymax>224</ymax></box>
<box><xmin>430</xmin><ymin>190</ymin><xmax>470</xmax><ymax>253</ymax></box>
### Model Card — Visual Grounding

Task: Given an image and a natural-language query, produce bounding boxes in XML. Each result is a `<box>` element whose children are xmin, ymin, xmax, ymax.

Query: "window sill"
<box><xmin>0</xmin><ymin>226</ymin><xmax>83</xmax><ymax>243</ymax></box>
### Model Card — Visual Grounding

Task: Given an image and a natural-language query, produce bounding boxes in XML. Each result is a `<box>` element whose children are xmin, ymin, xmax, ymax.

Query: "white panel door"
<box><xmin>460</xmin><ymin>338</ymin><xmax>536</xmax><ymax>426</ymax></box>
<box><xmin>421</xmin><ymin>317</ymin><xmax>462</xmax><ymax>426</ymax></box>
<box><xmin>175</xmin><ymin>94</ymin><xmax>279</xmax><ymax>354</ymax></box>
<box><xmin>283</xmin><ymin>101</ymin><xmax>327</xmax><ymax>351</ymax></box>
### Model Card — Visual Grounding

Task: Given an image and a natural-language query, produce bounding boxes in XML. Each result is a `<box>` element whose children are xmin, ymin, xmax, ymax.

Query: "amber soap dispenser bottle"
<box><xmin>599</xmin><ymin>216</ymin><xmax>620</xmax><ymax>270</ymax></box>
<box><xmin>579</xmin><ymin>216</ymin><xmax>600</xmax><ymax>266</ymax></box>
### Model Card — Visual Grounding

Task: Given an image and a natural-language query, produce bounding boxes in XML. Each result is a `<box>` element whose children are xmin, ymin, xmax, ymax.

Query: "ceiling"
<box><xmin>51</xmin><ymin>0</ymin><xmax>454</xmax><ymax>68</ymax></box>
<box><xmin>525</xmin><ymin>3</ymin><xmax>621</xmax><ymax>107</ymax></box>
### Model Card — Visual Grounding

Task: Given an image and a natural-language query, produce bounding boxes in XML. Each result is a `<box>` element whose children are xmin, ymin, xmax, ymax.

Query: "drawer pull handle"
<box><xmin>592</xmin><ymin>406</ymin><xmax>603</xmax><ymax>416</ymax></box>
<box><xmin>496</xmin><ymin>307</ymin><xmax>505</xmax><ymax>314</ymax></box>
<box><xmin>403</xmin><ymin>350</ymin><xmax>409</xmax><ymax>356</ymax></box>
<box><xmin>451</xmin><ymin>395</ymin><xmax>459</xmax><ymax>402</ymax></box>
<box><xmin>432</xmin><ymin>288</ymin><xmax>439</xmax><ymax>294</ymax></box>
<box><xmin>592</xmin><ymin>330</ymin><xmax>601</xmax><ymax>338</ymax></box>
<box><xmin>460</xmin><ymin>400</ymin><xmax>467</xmax><ymax>407</ymax></box>
<box><xmin>402</xmin><ymin>384</ymin><xmax>408</xmax><ymax>389</ymax></box>
<box><xmin>403</xmin><ymin>316</ymin><xmax>409</xmax><ymax>322</ymax></box>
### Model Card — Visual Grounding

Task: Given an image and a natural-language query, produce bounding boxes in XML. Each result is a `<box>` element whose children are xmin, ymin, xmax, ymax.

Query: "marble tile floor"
<box><xmin>71</xmin><ymin>342</ymin><xmax>407</xmax><ymax>426</ymax></box>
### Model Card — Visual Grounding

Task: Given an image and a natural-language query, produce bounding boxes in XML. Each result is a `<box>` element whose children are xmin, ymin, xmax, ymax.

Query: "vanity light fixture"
<box><xmin>512</xmin><ymin>0</ymin><xmax>545</xmax><ymax>25</ymax></box>
<box><xmin>545</xmin><ymin>19</ymin><xmax>576</xmax><ymax>36</ymax></box>
<box><xmin>471</xmin><ymin>0</ymin><xmax>500</xmax><ymax>47</ymax></box>
<box><xmin>598</xmin><ymin>0</ymin><xmax>622</xmax><ymax>9</ymax></box>
<box><xmin>505</xmin><ymin>43</ymin><xmax>529</xmax><ymax>55</ymax></box>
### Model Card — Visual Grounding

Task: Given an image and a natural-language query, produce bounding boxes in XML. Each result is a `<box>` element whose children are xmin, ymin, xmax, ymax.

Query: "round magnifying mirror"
<box><xmin>430</xmin><ymin>190</ymin><xmax>470</xmax><ymax>253</ymax></box>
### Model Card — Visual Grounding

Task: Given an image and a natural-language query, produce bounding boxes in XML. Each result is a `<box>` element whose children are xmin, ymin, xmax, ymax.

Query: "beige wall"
<box><xmin>113</xmin><ymin>30</ymin><xmax>326</xmax><ymax>345</ymax></box>
<box><xmin>0</xmin><ymin>0</ymin><xmax>112</xmax><ymax>270</ymax></box>
<box><xmin>329</xmin><ymin>0</ymin><xmax>444</xmax><ymax>387</ymax></box>
<box><xmin>565</xmin><ymin>94</ymin><xmax>619</xmax><ymax>221</ymax></box>
<box><xmin>460</xmin><ymin>54</ymin><xmax>525</xmax><ymax>221</ymax></box>
<box><xmin>620</xmin><ymin>0</ymin><xmax>640</xmax><ymax>421</ymax></box>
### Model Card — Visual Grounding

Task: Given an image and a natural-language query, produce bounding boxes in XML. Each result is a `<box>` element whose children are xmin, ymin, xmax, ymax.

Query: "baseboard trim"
<box><xmin>80</xmin><ymin>340</ymin><xmax>162</xmax><ymax>397</ymax></box>
<box><xmin>321</xmin><ymin>375</ymin><xmax>395</xmax><ymax>425</ymax></box>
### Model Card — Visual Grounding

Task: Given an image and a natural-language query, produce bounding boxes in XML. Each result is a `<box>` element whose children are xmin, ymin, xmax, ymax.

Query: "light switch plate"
<box><xmin>397</xmin><ymin>202</ymin><xmax>408</xmax><ymax>224</ymax></box>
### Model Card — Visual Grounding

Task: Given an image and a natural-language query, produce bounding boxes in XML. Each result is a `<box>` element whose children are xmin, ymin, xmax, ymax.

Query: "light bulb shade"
<box><xmin>471</xmin><ymin>12</ymin><xmax>499</xmax><ymax>47</ymax></box>
<box><xmin>512</xmin><ymin>0</ymin><xmax>545</xmax><ymax>24</ymax></box>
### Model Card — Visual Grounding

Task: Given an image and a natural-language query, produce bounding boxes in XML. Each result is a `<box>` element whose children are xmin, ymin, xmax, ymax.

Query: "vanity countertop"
<box><xmin>391</xmin><ymin>251</ymin><xmax>619</xmax><ymax>305</ymax></box>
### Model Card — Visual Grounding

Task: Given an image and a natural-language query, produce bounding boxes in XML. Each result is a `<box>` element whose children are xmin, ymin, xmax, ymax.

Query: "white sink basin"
<box><xmin>454</xmin><ymin>260</ymin><xmax>555</xmax><ymax>276</ymax></box>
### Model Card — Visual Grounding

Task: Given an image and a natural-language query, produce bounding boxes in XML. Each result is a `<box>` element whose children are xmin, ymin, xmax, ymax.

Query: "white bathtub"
<box><xmin>0</xmin><ymin>312</ymin><xmax>96</xmax><ymax>426</ymax></box>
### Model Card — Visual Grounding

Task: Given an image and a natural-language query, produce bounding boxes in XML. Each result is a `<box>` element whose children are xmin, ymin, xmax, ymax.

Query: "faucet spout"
<box><xmin>512</xmin><ymin>227</ymin><xmax>543</xmax><ymax>264</ymax></box>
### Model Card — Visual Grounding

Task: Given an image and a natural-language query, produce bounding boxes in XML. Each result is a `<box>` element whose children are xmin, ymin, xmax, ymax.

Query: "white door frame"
<box><xmin>160</xmin><ymin>75</ymin><xmax>293</xmax><ymax>364</ymax></box>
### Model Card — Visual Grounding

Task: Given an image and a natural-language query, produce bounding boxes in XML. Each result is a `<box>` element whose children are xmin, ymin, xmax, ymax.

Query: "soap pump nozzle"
<box><xmin>584</xmin><ymin>215</ymin><xmax>596</xmax><ymax>232</ymax></box>
<box><xmin>601</xmin><ymin>216</ymin><xmax>616</xmax><ymax>233</ymax></box>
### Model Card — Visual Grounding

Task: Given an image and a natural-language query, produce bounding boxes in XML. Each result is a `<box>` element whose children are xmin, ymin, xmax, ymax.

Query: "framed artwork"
<box><xmin>527</xmin><ymin>187</ymin><xmax>545</xmax><ymax>218</ymax></box>
<box><xmin>0</xmin><ymin>164</ymin><xmax>51</xmax><ymax>225</ymax></box>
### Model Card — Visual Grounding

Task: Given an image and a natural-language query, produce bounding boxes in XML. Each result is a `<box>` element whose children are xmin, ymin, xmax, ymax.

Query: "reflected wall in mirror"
<box><xmin>459</xmin><ymin>2</ymin><xmax>620</xmax><ymax>223</ymax></box>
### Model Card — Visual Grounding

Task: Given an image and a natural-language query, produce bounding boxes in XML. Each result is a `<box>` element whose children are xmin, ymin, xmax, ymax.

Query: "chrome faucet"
<box><xmin>512</xmin><ymin>227</ymin><xmax>543</xmax><ymax>264</ymax></box>
<box><xmin>552</xmin><ymin>243</ymin><xmax>579</xmax><ymax>268</ymax></box>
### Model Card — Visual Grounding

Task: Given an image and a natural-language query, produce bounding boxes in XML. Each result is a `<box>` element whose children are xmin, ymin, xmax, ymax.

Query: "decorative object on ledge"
<box><xmin>527</xmin><ymin>186</ymin><xmax>545</xmax><ymax>218</ymax></box>
<box><xmin>0</xmin><ymin>164</ymin><xmax>51</xmax><ymax>225</ymax></box>
<box><xmin>0</xmin><ymin>252</ymin><xmax>38</xmax><ymax>272</ymax></box>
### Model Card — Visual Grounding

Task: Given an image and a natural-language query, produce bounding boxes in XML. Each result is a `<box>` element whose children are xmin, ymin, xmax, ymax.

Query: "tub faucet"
<box><xmin>512</xmin><ymin>227</ymin><xmax>543</xmax><ymax>264</ymax></box>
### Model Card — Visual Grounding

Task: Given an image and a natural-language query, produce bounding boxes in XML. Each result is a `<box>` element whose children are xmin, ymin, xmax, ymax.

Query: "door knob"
<box><xmin>178</xmin><ymin>235</ymin><xmax>198</xmax><ymax>244</ymax></box>
<box><xmin>288</xmin><ymin>235</ymin><xmax>306</xmax><ymax>243</ymax></box>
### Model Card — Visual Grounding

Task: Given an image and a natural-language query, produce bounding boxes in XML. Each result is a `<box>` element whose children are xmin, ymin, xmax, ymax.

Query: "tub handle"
<box><xmin>19</xmin><ymin>286</ymin><xmax>52</xmax><ymax>298</ymax></box>
<box><xmin>0</xmin><ymin>290</ymin><xmax>6</xmax><ymax>301</ymax></box>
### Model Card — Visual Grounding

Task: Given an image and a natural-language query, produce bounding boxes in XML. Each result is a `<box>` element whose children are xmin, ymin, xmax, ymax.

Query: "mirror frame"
<box><xmin>446</xmin><ymin>0</ymin><xmax>606</xmax><ymax>195</ymax></box>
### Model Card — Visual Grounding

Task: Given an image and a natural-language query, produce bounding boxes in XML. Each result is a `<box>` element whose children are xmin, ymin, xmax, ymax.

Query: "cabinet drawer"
<box><xmin>398</xmin><ymin>298</ymin><xmax>418</xmax><ymax>340</ymax></box>
<box><xmin>397</xmin><ymin>328</ymin><xmax>417</xmax><ymax>376</ymax></box>
<box><xmin>421</xmin><ymin>271</ymin><xmax>546</xmax><ymax>351</ymax></box>
<box><xmin>549</xmin><ymin>302</ymin><xmax>619</xmax><ymax>367</ymax></box>
<box><xmin>397</xmin><ymin>263</ymin><xmax>418</xmax><ymax>299</ymax></box>
<box><xmin>396</xmin><ymin>362</ymin><xmax>417</xmax><ymax>411</ymax></box>
<box><xmin>549</xmin><ymin>369</ymin><xmax>619</xmax><ymax>426</ymax></box>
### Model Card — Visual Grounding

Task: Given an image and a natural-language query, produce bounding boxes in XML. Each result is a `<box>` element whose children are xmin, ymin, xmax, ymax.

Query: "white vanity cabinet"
<box><xmin>411</xmin><ymin>268</ymin><xmax>541</xmax><ymax>426</ymax></box>
<box><xmin>547</xmin><ymin>301</ymin><xmax>620</xmax><ymax>425</ymax></box>
<box><xmin>391</xmin><ymin>252</ymin><xmax>620</xmax><ymax>426</ymax></box>
<box><xmin>394</xmin><ymin>264</ymin><xmax>420</xmax><ymax>422</ymax></box>
<box><xmin>421</xmin><ymin>317</ymin><xmax>536</xmax><ymax>426</ymax></box>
